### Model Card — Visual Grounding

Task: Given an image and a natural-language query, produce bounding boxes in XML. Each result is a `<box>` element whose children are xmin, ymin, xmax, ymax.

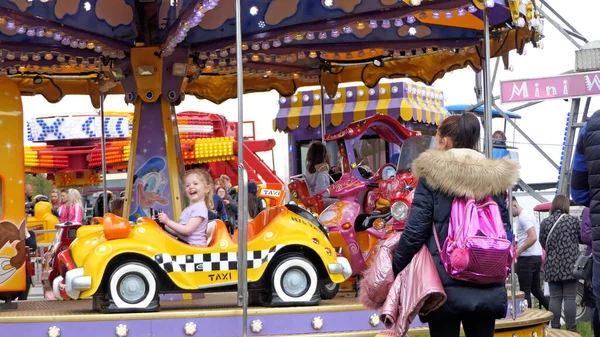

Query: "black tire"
<box><xmin>319</xmin><ymin>282</ymin><xmax>340</xmax><ymax>300</ymax></box>
<box><xmin>108</xmin><ymin>262</ymin><xmax>158</xmax><ymax>311</ymax></box>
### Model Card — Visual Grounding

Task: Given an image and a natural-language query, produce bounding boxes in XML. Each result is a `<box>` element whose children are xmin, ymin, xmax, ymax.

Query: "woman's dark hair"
<box><xmin>248</xmin><ymin>193</ymin><xmax>258</xmax><ymax>218</ymax></box>
<box><xmin>215</xmin><ymin>186</ymin><xmax>227</xmax><ymax>197</ymax></box>
<box><xmin>438</xmin><ymin>112</ymin><xmax>481</xmax><ymax>150</ymax></box>
<box><xmin>551</xmin><ymin>194</ymin><xmax>570</xmax><ymax>214</ymax></box>
<box><xmin>306</xmin><ymin>141</ymin><xmax>329</xmax><ymax>174</ymax></box>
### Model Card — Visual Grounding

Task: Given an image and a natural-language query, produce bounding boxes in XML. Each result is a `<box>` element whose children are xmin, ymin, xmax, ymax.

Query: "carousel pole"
<box><xmin>99</xmin><ymin>93</ymin><xmax>108</xmax><ymax>214</ymax></box>
<box><xmin>482</xmin><ymin>8</ymin><xmax>517</xmax><ymax>319</ymax></box>
<box><xmin>319</xmin><ymin>74</ymin><xmax>326</xmax><ymax>143</ymax></box>
<box><xmin>234</xmin><ymin>0</ymin><xmax>249</xmax><ymax>336</ymax></box>
<box><xmin>482</xmin><ymin>10</ymin><xmax>493</xmax><ymax>159</ymax></box>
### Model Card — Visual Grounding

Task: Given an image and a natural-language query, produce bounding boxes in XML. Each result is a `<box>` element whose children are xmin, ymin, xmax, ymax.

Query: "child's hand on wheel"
<box><xmin>158</xmin><ymin>213</ymin><xmax>170</xmax><ymax>224</ymax></box>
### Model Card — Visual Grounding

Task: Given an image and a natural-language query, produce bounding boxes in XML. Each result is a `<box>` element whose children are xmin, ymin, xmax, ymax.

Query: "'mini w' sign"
<box><xmin>500</xmin><ymin>71</ymin><xmax>600</xmax><ymax>104</ymax></box>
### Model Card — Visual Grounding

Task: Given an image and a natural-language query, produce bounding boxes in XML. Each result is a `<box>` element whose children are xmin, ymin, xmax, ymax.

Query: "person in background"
<box><xmin>581</xmin><ymin>207</ymin><xmax>599</xmax><ymax>337</ymax></box>
<box><xmin>198</xmin><ymin>170</ymin><xmax>227</xmax><ymax>222</ymax></box>
<box><xmin>247</xmin><ymin>180</ymin><xmax>266</xmax><ymax>220</ymax></box>
<box><xmin>56</xmin><ymin>189</ymin><xmax>69</xmax><ymax>223</ymax></box>
<box><xmin>25</xmin><ymin>183</ymin><xmax>33</xmax><ymax>203</ymax></box>
<box><xmin>65</xmin><ymin>189</ymin><xmax>84</xmax><ymax>224</ymax></box>
<box><xmin>49</xmin><ymin>189</ymin><xmax>60</xmax><ymax>208</ymax></box>
<box><xmin>539</xmin><ymin>195</ymin><xmax>580</xmax><ymax>332</ymax></box>
<box><xmin>391</xmin><ymin>113</ymin><xmax>517</xmax><ymax>337</ymax></box>
<box><xmin>305</xmin><ymin>141</ymin><xmax>331</xmax><ymax>195</ymax></box>
<box><xmin>492</xmin><ymin>130</ymin><xmax>510</xmax><ymax>159</ymax></box>
<box><xmin>110</xmin><ymin>198</ymin><xmax>124</xmax><ymax>218</ymax></box>
<box><xmin>571</xmin><ymin>109</ymin><xmax>600</xmax><ymax>337</ymax></box>
<box><xmin>220</xmin><ymin>174</ymin><xmax>237</xmax><ymax>201</ymax></box>
<box><xmin>216</xmin><ymin>186</ymin><xmax>237</xmax><ymax>233</ymax></box>
<box><xmin>512</xmin><ymin>197</ymin><xmax>549</xmax><ymax>310</ymax></box>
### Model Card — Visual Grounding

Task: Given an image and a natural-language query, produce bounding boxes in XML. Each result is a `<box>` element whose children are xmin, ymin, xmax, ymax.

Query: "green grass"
<box><xmin>574</xmin><ymin>321</ymin><xmax>592</xmax><ymax>337</ymax></box>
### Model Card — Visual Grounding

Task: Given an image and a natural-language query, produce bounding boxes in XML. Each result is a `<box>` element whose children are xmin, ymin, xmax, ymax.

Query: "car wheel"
<box><xmin>272</xmin><ymin>256</ymin><xmax>318</xmax><ymax>303</ymax></box>
<box><xmin>108</xmin><ymin>262</ymin><xmax>158</xmax><ymax>310</ymax></box>
<box><xmin>320</xmin><ymin>282</ymin><xmax>340</xmax><ymax>300</ymax></box>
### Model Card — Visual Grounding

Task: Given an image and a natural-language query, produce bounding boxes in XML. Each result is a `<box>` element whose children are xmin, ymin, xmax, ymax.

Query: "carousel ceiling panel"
<box><xmin>0</xmin><ymin>1</ymin><xmax>137</xmax><ymax>41</ymax></box>
<box><xmin>184</xmin><ymin>0</ymin><xmax>520</xmax><ymax>49</ymax></box>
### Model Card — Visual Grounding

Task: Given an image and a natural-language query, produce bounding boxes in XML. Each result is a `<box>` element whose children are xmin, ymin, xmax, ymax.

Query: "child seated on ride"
<box><xmin>157</xmin><ymin>169</ymin><xmax>212</xmax><ymax>246</ymax></box>
<box><xmin>305</xmin><ymin>141</ymin><xmax>331</xmax><ymax>195</ymax></box>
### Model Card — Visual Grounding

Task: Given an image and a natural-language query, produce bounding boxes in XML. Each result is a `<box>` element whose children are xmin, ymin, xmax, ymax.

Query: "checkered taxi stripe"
<box><xmin>154</xmin><ymin>245</ymin><xmax>284</xmax><ymax>273</ymax></box>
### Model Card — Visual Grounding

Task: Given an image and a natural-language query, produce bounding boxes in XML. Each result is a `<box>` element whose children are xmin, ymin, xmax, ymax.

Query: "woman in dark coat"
<box><xmin>392</xmin><ymin>113</ymin><xmax>519</xmax><ymax>337</ymax></box>
<box><xmin>539</xmin><ymin>195</ymin><xmax>581</xmax><ymax>332</ymax></box>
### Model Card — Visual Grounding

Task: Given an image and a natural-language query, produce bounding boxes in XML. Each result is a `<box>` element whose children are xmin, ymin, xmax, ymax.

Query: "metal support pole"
<box><xmin>463</xmin><ymin>95</ymin><xmax>500</xmax><ymax>113</ymax></box>
<box><xmin>508</xmin><ymin>187</ymin><xmax>517</xmax><ymax>320</ymax></box>
<box><xmin>538</xmin><ymin>0</ymin><xmax>588</xmax><ymax>42</ymax></box>
<box><xmin>99</xmin><ymin>93</ymin><xmax>108</xmax><ymax>214</ymax></box>
<box><xmin>234</xmin><ymin>0</ymin><xmax>248</xmax><ymax>336</ymax></box>
<box><xmin>491</xmin><ymin>57</ymin><xmax>500</xmax><ymax>91</ymax></box>
<box><xmin>493</xmin><ymin>103</ymin><xmax>560</xmax><ymax>170</ymax></box>
<box><xmin>319</xmin><ymin>75</ymin><xmax>326</xmax><ymax>143</ymax></box>
<box><xmin>557</xmin><ymin>99</ymin><xmax>581</xmax><ymax>196</ymax></box>
<box><xmin>482</xmin><ymin>10</ymin><xmax>493</xmax><ymax>158</ymax></box>
<box><xmin>538</xmin><ymin>8</ymin><xmax>582</xmax><ymax>49</ymax></box>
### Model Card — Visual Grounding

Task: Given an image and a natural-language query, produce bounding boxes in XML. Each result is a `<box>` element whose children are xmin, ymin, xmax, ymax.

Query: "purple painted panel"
<box><xmin>298</xmin><ymin>93</ymin><xmax>314</xmax><ymax>128</ymax></box>
<box><xmin>128</xmin><ymin>101</ymin><xmax>174</xmax><ymax>221</ymax></box>
<box><xmin>0</xmin><ymin>320</ymin><xmax>152</xmax><ymax>337</ymax></box>
<box><xmin>366</xmin><ymin>87</ymin><xmax>380</xmax><ymax>118</ymax></box>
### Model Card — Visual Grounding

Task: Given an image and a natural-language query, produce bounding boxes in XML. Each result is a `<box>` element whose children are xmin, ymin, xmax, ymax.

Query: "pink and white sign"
<box><xmin>500</xmin><ymin>70</ymin><xmax>600</xmax><ymax>103</ymax></box>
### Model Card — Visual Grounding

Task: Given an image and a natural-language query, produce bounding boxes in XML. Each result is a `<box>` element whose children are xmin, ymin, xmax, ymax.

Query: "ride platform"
<box><xmin>0</xmin><ymin>290</ymin><xmax>559</xmax><ymax>337</ymax></box>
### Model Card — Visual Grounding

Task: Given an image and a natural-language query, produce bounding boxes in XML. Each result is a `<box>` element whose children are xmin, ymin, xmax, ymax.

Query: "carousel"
<box><xmin>0</xmin><ymin>0</ymin><xmax>569</xmax><ymax>336</ymax></box>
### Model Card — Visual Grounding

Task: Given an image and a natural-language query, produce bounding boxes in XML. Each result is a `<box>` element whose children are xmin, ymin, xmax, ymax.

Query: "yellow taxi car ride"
<box><xmin>53</xmin><ymin>204</ymin><xmax>351</xmax><ymax>313</ymax></box>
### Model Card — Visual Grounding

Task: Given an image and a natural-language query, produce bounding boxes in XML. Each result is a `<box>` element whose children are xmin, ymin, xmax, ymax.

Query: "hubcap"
<box><xmin>119</xmin><ymin>274</ymin><xmax>147</xmax><ymax>303</ymax></box>
<box><xmin>325</xmin><ymin>282</ymin><xmax>337</xmax><ymax>291</ymax></box>
<box><xmin>282</xmin><ymin>268</ymin><xmax>308</xmax><ymax>297</ymax></box>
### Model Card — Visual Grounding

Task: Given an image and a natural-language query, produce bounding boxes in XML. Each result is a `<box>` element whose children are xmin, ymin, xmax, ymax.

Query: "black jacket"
<box><xmin>392</xmin><ymin>149</ymin><xmax>519</xmax><ymax>321</ymax></box>
<box><xmin>571</xmin><ymin>110</ymin><xmax>600</xmax><ymax>261</ymax></box>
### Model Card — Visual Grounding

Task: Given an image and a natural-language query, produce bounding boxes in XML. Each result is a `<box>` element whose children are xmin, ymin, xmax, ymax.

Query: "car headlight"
<box><xmin>391</xmin><ymin>201</ymin><xmax>408</xmax><ymax>220</ymax></box>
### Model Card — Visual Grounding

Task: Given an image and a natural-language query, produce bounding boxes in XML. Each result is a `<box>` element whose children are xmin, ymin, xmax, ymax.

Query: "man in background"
<box><xmin>513</xmin><ymin>197</ymin><xmax>549</xmax><ymax>310</ymax></box>
<box><xmin>571</xmin><ymin>109</ymin><xmax>600</xmax><ymax>337</ymax></box>
<box><xmin>24</xmin><ymin>183</ymin><xmax>33</xmax><ymax>203</ymax></box>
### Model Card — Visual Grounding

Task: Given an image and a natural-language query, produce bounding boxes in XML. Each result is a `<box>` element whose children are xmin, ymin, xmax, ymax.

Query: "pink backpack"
<box><xmin>433</xmin><ymin>196</ymin><xmax>512</xmax><ymax>284</ymax></box>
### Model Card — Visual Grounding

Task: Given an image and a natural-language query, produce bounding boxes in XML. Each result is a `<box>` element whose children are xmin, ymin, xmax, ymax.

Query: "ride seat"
<box><xmin>206</xmin><ymin>221</ymin><xmax>217</xmax><ymax>245</ymax></box>
<box><xmin>206</xmin><ymin>220</ymin><xmax>231</xmax><ymax>247</ymax></box>
<box><xmin>288</xmin><ymin>176</ymin><xmax>325</xmax><ymax>214</ymax></box>
<box><xmin>231</xmin><ymin>206</ymin><xmax>285</xmax><ymax>244</ymax></box>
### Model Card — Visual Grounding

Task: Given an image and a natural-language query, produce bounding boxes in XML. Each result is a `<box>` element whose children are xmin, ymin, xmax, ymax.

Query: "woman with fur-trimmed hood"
<box><xmin>392</xmin><ymin>113</ymin><xmax>519</xmax><ymax>337</ymax></box>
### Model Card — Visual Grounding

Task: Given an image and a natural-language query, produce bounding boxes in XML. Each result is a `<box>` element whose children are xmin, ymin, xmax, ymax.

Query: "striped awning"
<box><xmin>274</xmin><ymin>82</ymin><xmax>447</xmax><ymax>133</ymax></box>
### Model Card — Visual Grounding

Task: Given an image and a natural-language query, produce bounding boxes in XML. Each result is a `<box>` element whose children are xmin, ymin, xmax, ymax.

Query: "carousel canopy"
<box><xmin>0</xmin><ymin>0</ymin><xmax>543</xmax><ymax>106</ymax></box>
<box><xmin>274</xmin><ymin>81</ymin><xmax>448</xmax><ymax>132</ymax></box>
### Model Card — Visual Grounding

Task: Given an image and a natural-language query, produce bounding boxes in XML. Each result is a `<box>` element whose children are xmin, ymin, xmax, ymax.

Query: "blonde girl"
<box><xmin>65</xmin><ymin>188</ymin><xmax>84</xmax><ymax>224</ymax></box>
<box><xmin>158</xmin><ymin>169</ymin><xmax>211</xmax><ymax>246</ymax></box>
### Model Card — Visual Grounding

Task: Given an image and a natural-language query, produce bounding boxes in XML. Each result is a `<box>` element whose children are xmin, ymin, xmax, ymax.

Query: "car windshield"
<box><xmin>396</xmin><ymin>135</ymin><xmax>435</xmax><ymax>171</ymax></box>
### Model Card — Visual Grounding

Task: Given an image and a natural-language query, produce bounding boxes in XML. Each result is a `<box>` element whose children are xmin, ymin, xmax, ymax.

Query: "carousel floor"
<box><xmin>0</xmin><ymin>290</ymin><xmax>525</xmax><ymax>323</ymax></box>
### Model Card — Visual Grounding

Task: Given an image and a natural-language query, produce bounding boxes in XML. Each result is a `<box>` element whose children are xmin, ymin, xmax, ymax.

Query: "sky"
<box><xmin>21</xmin><ymin>1</ymin><xmax>599</xmax><ymax>211</ymax></box>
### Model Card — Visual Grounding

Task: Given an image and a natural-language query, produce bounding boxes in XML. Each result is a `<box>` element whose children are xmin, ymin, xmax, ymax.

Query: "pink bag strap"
<box><xmin>432</xmin><ymin>223</ymin><xmax>442</xmax><ymax>254</ymax></box>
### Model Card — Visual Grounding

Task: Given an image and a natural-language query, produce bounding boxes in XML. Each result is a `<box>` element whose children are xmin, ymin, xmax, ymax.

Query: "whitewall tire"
<box><xmin>109</xmin><ymin>262</ymin><xmax>157</xmax><ymax>309</ymax></box>
<box><xmin>272</xmin><ymin>257</ymin><xmax>318</xmax><ymax>303</ymax></box>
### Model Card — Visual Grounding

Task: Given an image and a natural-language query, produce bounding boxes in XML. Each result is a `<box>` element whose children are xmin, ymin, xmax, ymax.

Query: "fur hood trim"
<box><xmin>412</xmin><ymin>149</ymin><xmax>520</xmax><ymax>200</ymax></box>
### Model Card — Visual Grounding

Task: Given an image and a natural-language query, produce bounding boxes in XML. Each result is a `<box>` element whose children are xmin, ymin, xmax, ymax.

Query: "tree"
<box><xmin>26</xmin><ymin>174</ymin><xmax>56</xmax><ymax>197</ymax></box>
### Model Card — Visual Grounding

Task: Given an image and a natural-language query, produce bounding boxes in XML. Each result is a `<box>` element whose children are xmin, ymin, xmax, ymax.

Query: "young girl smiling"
<box><xmin>158</xmin><ymin>169</ymin><xmax>212</xmax><ymax>246</ymax></box>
